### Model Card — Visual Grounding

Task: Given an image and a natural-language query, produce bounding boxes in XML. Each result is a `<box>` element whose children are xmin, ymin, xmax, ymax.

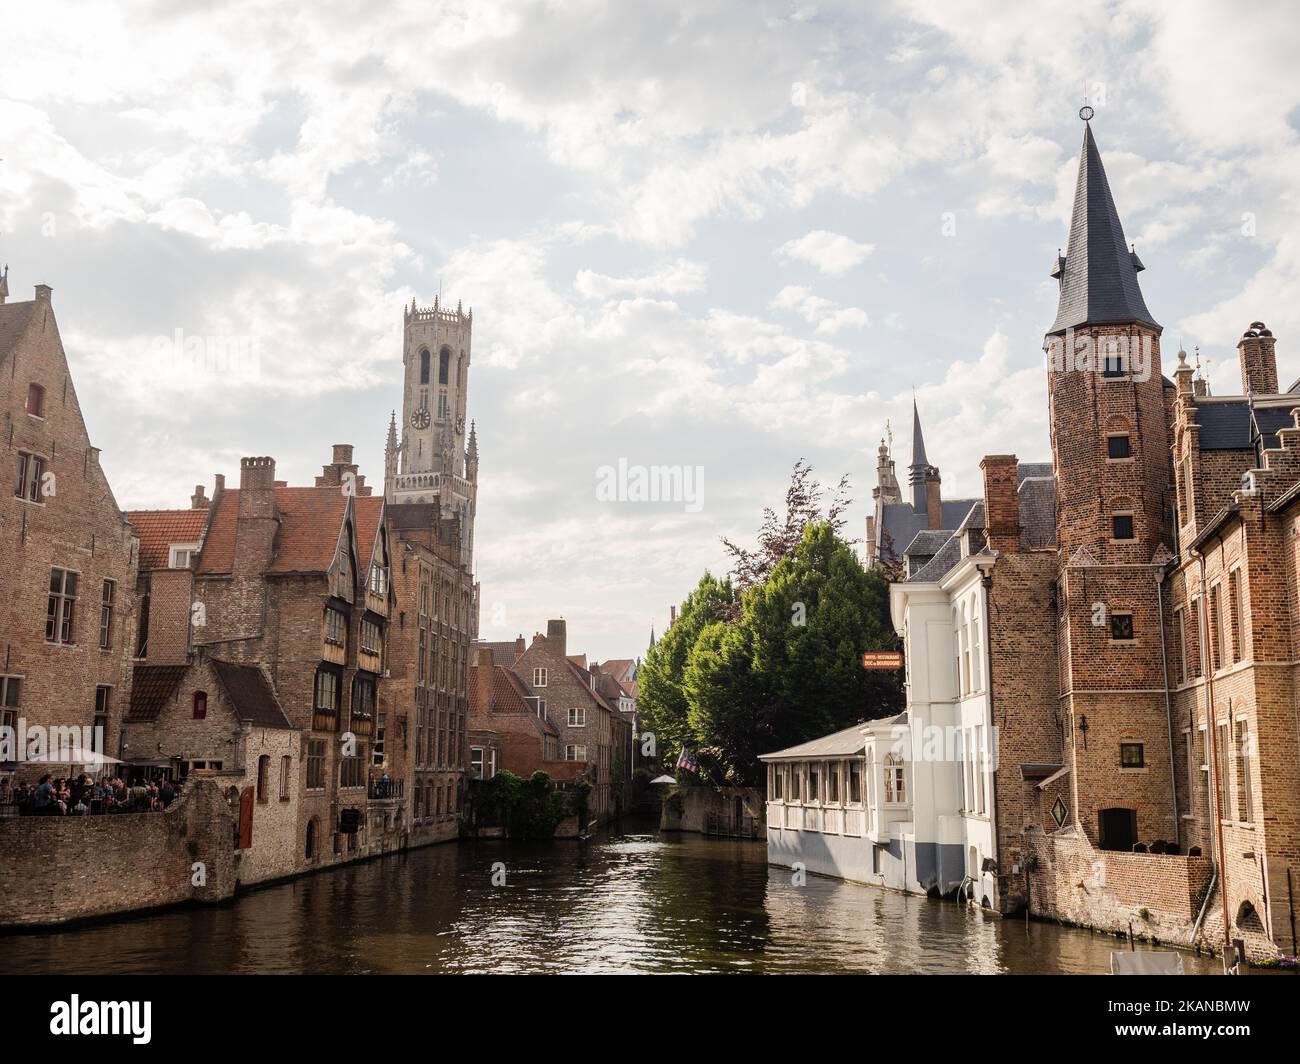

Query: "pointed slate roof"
<box><xmin>910</xmin><ymin>399</ymin><xmax>928</xmax><ymax>468</ymax></box>
<box><xmin>1048</xmin><ymin>121</ymin><xmax>1161</xmax><ymax>336</ymax></box>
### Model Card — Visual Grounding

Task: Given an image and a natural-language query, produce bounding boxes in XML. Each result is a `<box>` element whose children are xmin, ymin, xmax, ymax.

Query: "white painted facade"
<box><xmin>762</xmin><ymin>541</ymin><xmax>1000</xmax><ymax>903</ymax></box>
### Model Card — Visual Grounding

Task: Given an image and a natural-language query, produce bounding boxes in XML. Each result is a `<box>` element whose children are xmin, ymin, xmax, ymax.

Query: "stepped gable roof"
<box><xmin>126</xmin><ymin>509</ymin><xmax>209</xmax><ymax>571</ymax></box>
<box><xmin>211</xmin><ymin>660</ymin><xmax>292</xmax><ymax>729</ymax></box>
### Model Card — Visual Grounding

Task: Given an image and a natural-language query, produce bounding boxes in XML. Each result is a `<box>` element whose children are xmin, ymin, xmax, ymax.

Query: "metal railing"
<box><xmin>368</xmin><ymin>778</ymin><xmax>404</xmax><ymax>800</ymax></box>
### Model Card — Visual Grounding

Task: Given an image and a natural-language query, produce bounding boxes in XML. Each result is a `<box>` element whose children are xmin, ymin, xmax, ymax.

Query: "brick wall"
<box><xmin>0</xmin><ymin>778</ymin><xmax>240</xmax><ymax>928</ymax></box>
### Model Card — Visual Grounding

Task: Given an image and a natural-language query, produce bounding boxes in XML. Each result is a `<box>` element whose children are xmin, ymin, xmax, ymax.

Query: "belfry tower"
<box><xmin>385</xmin><ymin>295</ymin><xmax>479</xmax><ymax>572</ymax></box>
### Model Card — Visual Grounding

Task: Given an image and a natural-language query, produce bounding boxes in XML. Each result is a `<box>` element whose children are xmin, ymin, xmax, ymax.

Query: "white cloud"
<box><xmin>778</xmin><ymin>229</ymin><xmax>876</xmax><ymax>275</ymax></box>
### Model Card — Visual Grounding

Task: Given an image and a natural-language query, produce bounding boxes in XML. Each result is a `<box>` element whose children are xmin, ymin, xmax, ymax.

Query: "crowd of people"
<box><xmin>1</xmin><ymin>772</ymin><xmax>179</xmax><ymax>816</ymax></box>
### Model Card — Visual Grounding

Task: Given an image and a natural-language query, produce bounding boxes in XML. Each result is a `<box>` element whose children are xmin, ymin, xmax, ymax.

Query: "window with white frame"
<box><xmin>884</xmin><ymin>753</ymin><xmax>906</xmax><ymax>805</ymax></box>
<box><xmin>974</xmin><ymin>724</ymin><xmax>985</xmax><ymax>815</ymax></box>
<box><xmin>168</xmin><ymin>542</ymin><xmax>199</xmax><ymax>569</ymax></box>
<box><xmin>567</xmin><ymin>706</ymin><xmax>586</xmax><ymax>727</ymax></box>
<box><xmin>564</xmin><ymin>744</ymin><xmax>587</xmax><ymax>761</ymax></box>
<box><xmin>470</xmin><ymin>747</ymin><xmax>485</xmax><ymax>779</ymax></box>
<box><xmin>46</xmin><ymin>568</ymin><xmax>78</xmax><ymax>644</ymax></box>
<box><xmin>970</xmin><ymin>605</ymin><xmax>982</xmax><ymax>690</ymax></box>
<box><xmin>532</xmin><ymin>667</ymin><xmax>547</xmax><ymax>687</ymax></box>
<box><xmin>848</xmin><ymin>761</ymin><xmax>861</xmax><ymax>803</ymax></box>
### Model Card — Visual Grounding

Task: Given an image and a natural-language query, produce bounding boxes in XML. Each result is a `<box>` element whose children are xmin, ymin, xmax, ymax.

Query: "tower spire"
<box><xmin>908</xmin><ymin>399</ymin><xmax>931</xmax><ymax>513</ymax></box>
<box><xmin>1047</xmin><ymin>115</ymin><xmax>1160</xmax><ymax>336</ymax></box>
<box><xmin>0</xmin><ymin>264</ymin><xmax>8</xmax><ymax>305</ymax></box>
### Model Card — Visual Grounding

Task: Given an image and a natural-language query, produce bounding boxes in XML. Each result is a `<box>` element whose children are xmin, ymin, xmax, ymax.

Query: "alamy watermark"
<box><xmin>595</xmin><ymin>459</ymin><xmax>705</xmax><ymax>513</ymax></box>
<box><xmin>0</xmin><ymin>719</ymin><xmax>104</xmax><ymax>762</ymax></box>
<box><xmin>1044</xmin><ymin>328</ymin><xmax>1154</xmax><ymax>383</ymax></box>
<box><xmin>148</xmin><ymin>328</ymin><xmax>261</xmax><ymax>382</ymax></box>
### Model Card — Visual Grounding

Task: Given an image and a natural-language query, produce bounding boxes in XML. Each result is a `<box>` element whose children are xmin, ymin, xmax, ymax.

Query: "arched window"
<box><xmin>970</xmin><ymin>601</ymin><xmax>982</xmax><ymax>690</ymax></box>
<box><xmin>279</xmin><ymin>755</ymin><xmax>291</xmax><ymax>800</ymax></box>
<box><xmin>305</xmin><ymin>817</ymin><xmax>318</xmax><ymax>860</ymax></box>
<box><xmin>438</xmin><ymin>347</ymin><xmax>450</xmax><ymax>385</ymax></box>
<box><xmin>952</xmin><ymin>608</ymin><xmax>961</xmax><ymax>693</ymax></box>
<box><xmin>884</xmin><ymin>753</ymin><xmax>906</xmax><ymax>805</ymax></box>
<box><xmin>419</xmin><ymin>349</ymin><xmax>430</xmax><ymax>385</ymax></box>
<box><xmin>192</xmin><ymin>691</ymin><xmax>207</xmax><ymax>719</ymax></box>
<box><xmin>959</xmin><ymin>603</ymin><xmax>970</xmax><ymax>694</ymax></box>
<box><xmin>256</xmin><ymin>755</ymin><xmax>269</xmax><ymax>803</ymax></box>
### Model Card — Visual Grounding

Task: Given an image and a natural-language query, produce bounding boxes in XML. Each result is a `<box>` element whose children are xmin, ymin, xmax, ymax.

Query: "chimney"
<box><xmin>190</xmin><ymin>484</ymin><xmax>209</xmax><ymax>510</ymax></box>
<box><xmin>235</xmin><ymin>457</ymin><xmax>278</xmax><ymax>575</ymax></box>
<box><xmin>925</xmin><ymin>469</ymin><xmax>942</xmax><ymax>529</ymax></box>
<box><xmin>471</xmin><ymin>648</ymin><xmax>495</xmax><ymax>713</ymax></box>
<box><xmin>980</xmin><ymin>455</ymin><xmax>1021</xmax><ymax>553</ymax></box>
<box><xmin>514</xmin><ymin>635</ymin><xmax>526</xmax><ymax>659</ymax></box>
<box><xmin>546</xmin><ymin>618</ymin><xmax>567</xmax><ymax>658</ymax></box>
<box><xmin>332</xmin><ymin>444</ymin><xmax>354</xmax><ymax>465</ymax></box>
<box><xmin>34</xmin><ymin>283</ymin><xmax>52</xmax><ymax>303</ymax></box>
<box><xmin>1238</xmin><ymin>322</ymin><xmax>1278</xmax><ymax>395</ymax></box>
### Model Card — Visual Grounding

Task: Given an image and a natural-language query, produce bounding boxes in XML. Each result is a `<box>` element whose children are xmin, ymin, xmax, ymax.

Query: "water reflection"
<box><xmin>2</xmin><ymin>821</ymin><xmax>1214</xmax><ymax>974</ymax></box>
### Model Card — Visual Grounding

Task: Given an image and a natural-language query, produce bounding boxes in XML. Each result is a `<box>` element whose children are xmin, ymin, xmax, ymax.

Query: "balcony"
<box><xmin>311</xmin><ymin>708</ymin><xmax>338</xmax><ymax>733</ymax></box>
<box><xmin>368</xmin><ymin>778</ymin><xmax>404</xmax><ymax>801</ymax></box>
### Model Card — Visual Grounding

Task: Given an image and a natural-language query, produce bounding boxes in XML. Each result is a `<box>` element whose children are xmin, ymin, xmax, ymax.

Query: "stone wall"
<box><xmin>0</xmin><ymin>778</ymin><xmax>240</xmax><ymax>929</ymax></box>
<box><xmin>660</xmin><ymin>785</ymin><xmax>764</xmax><ymax>835</ymax></box>
<box><xmin>1022</xmin><ymin>826</ymin><xmax>1213</xmax><ymax>946</ymax></box>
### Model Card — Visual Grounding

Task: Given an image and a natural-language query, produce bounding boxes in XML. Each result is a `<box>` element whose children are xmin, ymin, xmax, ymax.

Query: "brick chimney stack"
<box><xmin>924</xmin><ymin>468</ymin><xmax>942</xmax><ymax>529</ymax></box>
<box><xmin>515</xmin><ymin>635</ymin><xmax>526</xmax><ymax>659</ymax></box>
<box><xmin>980</xmin><ymin>455</ymin><xmax>1021</xmax><ymax>553</ymax></box>
<box><xmin>191</xmin><ymin>484</ymin><xmax>209</xmax><ymax>510</ymax></box>
<box><xmin>316</xmin><ymin>443</ymin><xmax>367</xmax><ymax>494</ymax></box>
<box><xmin>546</xmin><ymin>618</ymin><xmax>567</xmax><ymax>658</ymax></box>
<box><xmin>1238</xmin><ymin>321</ymin><xmax>1278</xmax><ymax>395</ymax></box>
<box><xmin>235</xmin><ymin>456</ymin><xmax>278</xmax><ymax>576</ymax></box>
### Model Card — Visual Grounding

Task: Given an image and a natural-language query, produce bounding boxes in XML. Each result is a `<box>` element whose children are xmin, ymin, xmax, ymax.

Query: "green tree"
<box><xmin>637</xmin><ymin>573</ymin><xmax>735</xmax><ymax>768</ymax></box>
<box><xmin>686</xmin><ymin>521</ymin><xmax>901</xmax><ymax>784</ymax></box>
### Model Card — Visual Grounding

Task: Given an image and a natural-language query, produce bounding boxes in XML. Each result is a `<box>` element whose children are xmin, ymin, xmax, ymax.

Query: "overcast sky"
<box><xmin>3</xmin><ymin>1</ymin><xmax>1300</xmax><ymax>660</ymax></box>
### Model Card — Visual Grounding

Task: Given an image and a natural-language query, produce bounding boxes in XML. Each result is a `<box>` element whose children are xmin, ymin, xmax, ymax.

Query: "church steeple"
<box><xmin>0</xmin><ymin>265</ymin><xmax>8</xmax><ymax>306</ymax></box>
<box><xmin>1047</xmin><ymin>115</ymin><xmax>1161</xmax><ymax>336</ymax></box>
<box><xmin>908</xmin><ymin>399</ymin><xmax>930</xmax><ymax>512</ymax></box>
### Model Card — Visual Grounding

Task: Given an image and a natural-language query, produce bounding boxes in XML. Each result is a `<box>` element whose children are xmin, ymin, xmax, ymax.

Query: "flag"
<box><xmin>676</xmin><ymin>747</ymin><xmax>699</xmax><ymax>774</ymax></box>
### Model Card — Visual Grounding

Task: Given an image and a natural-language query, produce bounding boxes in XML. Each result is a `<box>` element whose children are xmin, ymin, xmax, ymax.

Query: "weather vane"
<box><xmin>1080</xmin><ymin>80</ymin><xmax>1093</xmax><ymax>122</ymax></box>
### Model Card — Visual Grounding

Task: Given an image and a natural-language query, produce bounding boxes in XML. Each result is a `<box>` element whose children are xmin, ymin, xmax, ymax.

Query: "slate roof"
<box><xmin>878</xmin><ymin>498</ymin><xmax>981</xmax><ymax>562</ymax></box>
<box><xmin>386</xmin><ymin>501</ymin><xmax>441</xmax><ymax>531</ymax></box>
<box><xmin>353</xmin><ymin>495</ymin><xmax>385</xmax><ymax>572</ymax></box>
<box><xmin>1018</xmin><ymin>477</ymin><xmax>1057</xmax><ymax>549</ymax></box>
<box><xmin>908</xmin><ymin>537</ymin><xmax>971</xmax><ymax>583</ymax></box>
<box><xmin>1252</xmin><ymin>404</ymin><xmax>1296</xmax><ymax>452</ymax></box>
<box><xmin>211</xmin><ymin>660</ymin><xmax>292</xmax><ymax>729</ymax></box>
<box><xmin>759</xmin><ymin>723</ymin><xmax>869</xmax><ymax>761</ymax></box>
<box><xmin>126</xmin><ymin>509</ymin><xmax>209</xmax><ymax>571</ymax></box>
<box><xmin>1196</xmin><ymin>400</ymin><xmax>1253</xmax><ymax>450</ymax></box>
<box><xmin>1048</xmin><ymin>122</ymin><xmax>1161</xmax><ymax>336</ymax></box>
<box><xmin>0</xmin><ymin>300</ymin><xmax>36</xmax><ymax>362</ymax></box>
<box><xmin>902</xmin><ymin>528</ymin><xmax>953</xmax><ymax>557</ymax></box>
<box><xmin>127</xmin><ymin>665</ymin><xmax>189</xmax><ymax>722</ymax></box>
<box><xmin>566</xmin><ymin>660</ymin><xmax>615</xmax><ymax>712</ymax></box>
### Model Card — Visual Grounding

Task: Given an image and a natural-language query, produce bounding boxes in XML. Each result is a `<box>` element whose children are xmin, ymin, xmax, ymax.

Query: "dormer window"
<box><xmin>26</xmin><ymin>384</ymin><xmax>45</xmax><ymax>418</ymax></box>
<box><xmin>168</xmin><ymin>543</ymin><xmax>199</xmax><ymax>569</ymax></box>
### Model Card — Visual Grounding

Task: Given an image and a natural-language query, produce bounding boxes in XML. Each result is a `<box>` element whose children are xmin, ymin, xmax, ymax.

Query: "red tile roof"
<box><xmin>353</xmin><ymin>494</ymin><xmax>385</xmax><ymax>572</ymax></box>
<box><xmin>470</xmin><ymin>664</ymin><xmax>559</xmax><ymax>736</ymax></box>
<box><xmin>126</xmin><ymin>509</ymin><xmax>209</xmax><ymax>571</ymax></box>
<box><xmin>195</xmin><ymin>486</ymin><xmax>352</xmax><ymax>576</ymax></box>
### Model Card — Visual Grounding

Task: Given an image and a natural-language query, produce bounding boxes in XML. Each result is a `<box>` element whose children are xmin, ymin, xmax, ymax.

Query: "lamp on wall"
<box><xmin>1078</xmin><ymin>714</ymin><xmax>1089</xmax><ymax>750</ymax></box>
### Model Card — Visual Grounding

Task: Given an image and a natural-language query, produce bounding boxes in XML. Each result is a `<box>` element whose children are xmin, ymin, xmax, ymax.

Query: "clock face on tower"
<box><xmin>410</xmin><ymin>407</ymin><xmax>431</xmax><ymax>430</ymax></box>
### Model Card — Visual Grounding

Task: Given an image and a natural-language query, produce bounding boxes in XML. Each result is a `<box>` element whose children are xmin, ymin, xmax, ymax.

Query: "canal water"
<box><xmin>4</xmin><ymin>820</ymin><xmax>1215</xmax><ymax>974</ymax></box>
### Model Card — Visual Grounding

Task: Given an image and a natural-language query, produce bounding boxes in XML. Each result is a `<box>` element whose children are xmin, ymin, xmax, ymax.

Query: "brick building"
<box><xmin>380</xmin><ymin>294</ymin><xmax>481</xmax><ymax>844</ymax></box>
<box><xmin>472</xmin><ymin>620</ymin><xmax>633</xmax><ymax>824</ymax></box>
<box><xmin>1</xmin><ymin>278</ymin><xmax>138</xmax><ymax>778</ymax></box>
<box><xmin>775</xmin><ymin>113</ymin><xmax>1299</xmax><ymax>963</ymax></box>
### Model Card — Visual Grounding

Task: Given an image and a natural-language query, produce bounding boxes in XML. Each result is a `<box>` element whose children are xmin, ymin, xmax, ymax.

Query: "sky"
<box><xmin>3</xmin><ymin>0</ymin><xmax>1300</xmax><ymax>661</ymax></box>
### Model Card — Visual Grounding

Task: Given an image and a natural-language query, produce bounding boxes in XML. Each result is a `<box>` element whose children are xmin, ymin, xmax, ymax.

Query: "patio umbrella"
<box><xmin>650</xmin><ymin>774</ymin><xmax>677</xmax><ymax>785</ymax></box>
